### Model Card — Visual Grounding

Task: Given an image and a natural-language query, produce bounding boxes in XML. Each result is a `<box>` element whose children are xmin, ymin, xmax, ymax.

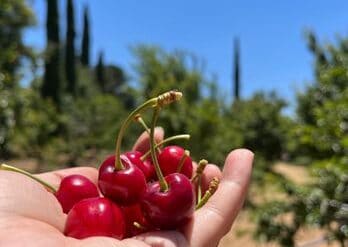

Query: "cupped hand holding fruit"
<box><xmin>0</xmin><ymin>128</ymin><xmax>253</xmax><ymax>247</ymax></box>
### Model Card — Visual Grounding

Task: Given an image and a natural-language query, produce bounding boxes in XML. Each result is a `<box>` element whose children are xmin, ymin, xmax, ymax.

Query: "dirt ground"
<box><xmin>219</xmin><ymin>163</ymin><xmax>341</xmax><ymax>247</ymax></box>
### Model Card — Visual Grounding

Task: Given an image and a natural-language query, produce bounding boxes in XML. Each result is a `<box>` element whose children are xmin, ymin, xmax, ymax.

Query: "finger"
<box><xmin>36</xmin><ymin>167</ymin><xmax>99</xmax><ymax>188</ymax></box>
<box><xmin>135</xmin><ymin>231</ymin><xmax>189</xmax><ymax>247</ymax></box>
<box><xmin>201</xmin><ymin>164</ymin><xmax>222</xmax><ymax>193</ymax></box>
<box><xmin>192</xmin><ymin>162</ymin><xmax>222</xmax><ymax>193</ymax></box>
<box><xmin>0</xmin><ymin>171</ymin><xmax>66</xmax><ymax>231</ymax></box>
<box><xmin>188</xmin><ymin>149</ymin><xmax>254</xmax><ymax>247</ymax></box>
<box><xmin>132</xmin><ymin>126</ymin><xmax>164</xmax><ymax>153</ymax></box>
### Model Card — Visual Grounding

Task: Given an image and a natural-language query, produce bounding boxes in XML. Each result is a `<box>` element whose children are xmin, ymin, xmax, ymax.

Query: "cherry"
<box><xmin>158</xmin><ymin>145</ymin><xmax>193</xmax><ymax>178</ymax></box>
<box><xmin>55</xmin><ymin>174</ymin><xmax>99</xmax><ymax>214</ymax></box>
<box><xmin>122</xmin><ymin>203</ymin><xmax>153</xmax><ymax>237</ymax></box>
<box><xmin>141</xmin><ymin>173</ymin><xmax>195</xmax><ymax>229</ymax></box>
<box><xmin>99</xmin><ymin>91</ymin><xmax>182</xmax><ymax>205</ymax></box>
<box><xmin>64</xmin><ymin>197</ymin><xmax>125</xmax><ymax>239</ymax></box>
<box><xmin>0</xmin><ymin>164</ymin><xmax>99</xmax><ymax>214</ymax></box>
<box><xmin>124</xmin><ymin>151</ymin><xmax>155</xmax><ymax>181</ymax></box>
<box><xmin>98</xmin><ymin>155</ymin><xmax>146</xmax><ymax>205</ymax></box>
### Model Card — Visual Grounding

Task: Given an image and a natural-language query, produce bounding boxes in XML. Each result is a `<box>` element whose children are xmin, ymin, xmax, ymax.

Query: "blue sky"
<box><xmin>24</xmin><ymin>0</ymin><xmax>348</xmax><ymax>110</ymax></box>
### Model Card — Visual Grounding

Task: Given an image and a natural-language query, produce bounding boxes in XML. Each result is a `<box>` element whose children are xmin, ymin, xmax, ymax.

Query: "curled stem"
<box><xmin>195</xmin><ymin>177</ymin><xmax>220</xmax><ymax>210</ymax></box>
<box><xmin>114</xmin><ymin>90</ymin><xmax>182</xmax><ymax>170</ymax></box>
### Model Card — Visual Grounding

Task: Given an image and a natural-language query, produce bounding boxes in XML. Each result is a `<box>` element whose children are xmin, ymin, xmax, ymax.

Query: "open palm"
<box><xmin>0</xmin><ymin>128</ymin><xmax>253</xmax><ymax>247</ymax></box>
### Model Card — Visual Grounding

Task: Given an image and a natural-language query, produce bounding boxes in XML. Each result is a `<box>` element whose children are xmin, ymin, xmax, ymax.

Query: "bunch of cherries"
<box><xmin>0</xmin><ymin>90</ymin><xmax>219</xmax><ymax>240</ymax></box>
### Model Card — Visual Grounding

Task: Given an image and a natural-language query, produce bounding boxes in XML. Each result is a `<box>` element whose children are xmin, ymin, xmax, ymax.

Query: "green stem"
<box><xmin>177</xmin><ymin>150</ymin><xmax>190</xmax><ymax>172</ymax></box>
<box><xmin>0</xmin><ymin>163</ymin><xmax>57</xmax><ymax>193</ymax></box>
<box><xmin>150</xmin><ymin>107</ymin><xmax>168</xmax><ymax>192</ymax></box>
<box><xmin>197</xmin><ymin>176</ymin><xmax>202</xmax><ymax>204</ymax></box>
<box><xmin>135</xmin><ymin>114</ymin><xmax>151</xmax><ymax>134</ymax></box>
<box><xmin>135</xmin><ymin>114</ymin><xmax>161</xmax><ymax>153</ymax></box>
<box><xmin>140</xmin><ymin>134</ymin><xmax>190</xmax><ymax>161</ymax></box>
<box><xmin>195</xmin><ymin>177</ymin><xmax>219</xmax><ymax>210</ymax></box>
<box><xmin>115</xmin><ymin>90</ymin><xmax>182</xmax><ymax>170</ymax></box>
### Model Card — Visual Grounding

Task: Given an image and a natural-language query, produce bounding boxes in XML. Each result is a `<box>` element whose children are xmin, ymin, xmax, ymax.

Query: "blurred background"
<box><xmin>0</xmin><ymin>0</ymin><xmax>347</xmax><ymax>246</ymax></box>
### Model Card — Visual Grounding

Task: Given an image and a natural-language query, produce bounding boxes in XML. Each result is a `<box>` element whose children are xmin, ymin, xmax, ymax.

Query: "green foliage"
<box><xmin>256</xmin><ymin>33</ymin><xmax>348</xmax><ymax>247</ymax></box>
<box><xmin>0</xmin><ymin>0</ymin><xmax>35</xmax><ymax>157</ymax></box>
<box><xmin>294</xmin><ymin>35</ymin><xmax>348</xmax><ymax>159</ymax></box>
<box><xmin>255</xmin><ymin>158</ymin><xmax>348</xmax><ymax>247</ymax></box>
<box><xmin>229</xmin><ymin>92</ymin><xmax>290</xmax><ymax>161</ymax></box>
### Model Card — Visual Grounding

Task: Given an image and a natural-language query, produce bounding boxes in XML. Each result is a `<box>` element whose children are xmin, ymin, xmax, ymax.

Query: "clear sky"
<box><xmin>24</xmin><ymin>0</ymin><xmax>348</xmax><ymax>110</ymax></box>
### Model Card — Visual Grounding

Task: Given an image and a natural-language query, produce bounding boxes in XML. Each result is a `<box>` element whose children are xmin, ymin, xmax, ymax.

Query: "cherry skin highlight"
<box><xmin>141</xmin><ymin>173</ymin><xmax>195</xmax><ymax>229</ymax></box>
<box><xmin>64</xmin><ymin>197</ymin><xmax>125</xmax><ymax>239</ymax></box>
<box><xmin>55</xmin><ymin>174</ymin><xmax>99</xmax><ymax>214</ymax></box>
<box><xmin>98</xmin><ymin>155</ymin><xmax>147</xmax><ymax>205</ymax></box>
<box><xmin>157</xmin><ymin>145</ymin><xmax>193</xmax><ymax>179</ymax></box>
<box><xmin>124</xmin><ymin>151</ymin><xmax>155</xmax><ymax>181</ymax></box>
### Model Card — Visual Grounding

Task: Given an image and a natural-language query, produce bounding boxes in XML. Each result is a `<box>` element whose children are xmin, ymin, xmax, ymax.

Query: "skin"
<box><xmin>0</xmin><ymin>127</ymin><xmax>254</xmax><ymax>247</ymax></box>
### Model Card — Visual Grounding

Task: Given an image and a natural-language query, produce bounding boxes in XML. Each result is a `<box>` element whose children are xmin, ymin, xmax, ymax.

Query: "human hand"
<box><xmin>0</xmin><ymin>128</ymin><xmax>253</xmax><ymax>247</ymax></box>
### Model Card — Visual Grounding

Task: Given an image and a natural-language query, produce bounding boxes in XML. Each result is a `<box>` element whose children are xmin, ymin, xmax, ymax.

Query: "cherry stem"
<box><xmin>114</xmin><ymin>90</ymin><xmax>183</xmax><ymax>170</ymax></box>
<box><xmin>177</xmin><ymin>150</ymin><xmax>190</xmax><ymax>173</ymax></box>
<box><xmin>150</xmin><ymin>106</ymin><xmax>169</xmax><ymax>192</ymax></box>
<box><xmin>191</xmin><ymin>159</ymin><xmax>208</xmax><ymax>182</ymax></box>
<box><xmin>134</xmin><ymin>114</ymin><xmax>161</xmax><ymax>153</ymax></box>
<box><xmin>0</xmin><ymin>163</ymin><xmax>57</xmax><ymax>193</ymax></box>
<box><xmin>140</xmin><ymin>134</ymin><xmax>190</xmax><ymax>161</ymax></box>
<box><xmin>195</xmin><ymin>177</ymin><xmax>219</xmax><ymax>210</ymax></box>
<box><xmin>191</xmin><ymin>159</ymin><xmax>208</xmax><ymax>204</ymax></box>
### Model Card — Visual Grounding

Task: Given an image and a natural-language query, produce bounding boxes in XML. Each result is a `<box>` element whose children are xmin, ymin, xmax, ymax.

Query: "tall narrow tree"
<box><xmin>96</xmin><ymin>51</ymin><xmax>105</xmax><ymax>92</ymax></box>
<box><xmin>80</xmin><ymin>6</ymin><xmax>90</xmax><ymax>66</ymax></box>
<box><xmin>233</xmin><ymin>38</ymin><xmax>240</xmax><ymax>101</ymax></box>
<box><xmin>41</xmin><ymin>0</ymin><xmax>61</xmax><ymax>105</ymax></box>
<box><xmin>65</xmin><ymin>0</ymin><xmax>77</xmax><ymax>96</ymax></box>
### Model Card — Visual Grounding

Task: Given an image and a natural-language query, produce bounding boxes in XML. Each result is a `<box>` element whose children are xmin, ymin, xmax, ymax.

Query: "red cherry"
<box><xmin>55</xmin><ymin>175</ymin><xmax>99</xmax><ymax>214</ymax></box>
<box><xmin>64</xmin><ymin>197</ymin><xmax>125</xmax><ymax>239</ymax></box>
<box><xmin>98</xmin><ymin>155</ymin><xmax>147</xmax><ymax>205</ymax></box>
<box><xmin>124</xmin><ymin>151</ymin><xmax>155</xmax><ymax>181</ymax></box>
<box><xmin>157</xmin><ymin>146</ymin><xmax>193</xmax><ymax>178</ymax></box>
<box><xmin>141</xmin><ymin>173</ymin><xmax>195</xmax><ymax>229</ymax></box>
<box><xmin>122</xmin><ymin>203</ymin><xmax>153</xmax><ymax>237</ymax></box>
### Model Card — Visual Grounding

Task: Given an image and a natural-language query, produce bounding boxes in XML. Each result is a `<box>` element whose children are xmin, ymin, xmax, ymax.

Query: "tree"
<box><xmin>233</xmin><ymin>38</ymin><xmax>240</xmax><ymax>101</ymax></box>
<box><xmin>0</xmin><ymin>0</ymin><xmax>35</xmax><ymax>157</ymax></box>
<box><xmin>65</xmin><ymin>0</ymin><xmax>77</xmax><ymax>96</ymax></box>
<box><xmin>41</xmin><ymin>0</ymin><xmax>61</xmax><ymax>105</ymax></box>
<box><xmin>80</xmin><ymin>6</ymin><xmax>90</xmax><ymax>66</ymax></box>
<box><xmin>255</xmin><ymin>32</ymin><xmax>348</xmax><ymax>247</ymax></box>
<box><xmin>96</xmin><ymin>51</ymin><xmax>106</xmax><ymax>92</ymax></box>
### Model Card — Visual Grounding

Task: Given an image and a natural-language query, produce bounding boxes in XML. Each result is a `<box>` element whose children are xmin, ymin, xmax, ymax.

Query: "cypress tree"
<box><xmin>233</xmin><ymin>38</ymin><xmax>240</xmax><ymax>101</ymax></box>
<box><xmin>65</xmin><ymin>0</ymin><xmax>77</xmax><ymax>96</ymax></box>
<box><xmin>96</xmin><ymin>51</ymin><xmax>105</xmax><ymax>92</ymax></box>
<box><xmin>41</xmin><ymin>0</ymin><xmax>61</xmax><ymax>105</ymax></box>
<box><xmin>81</xmin><ymin>6</ymin><xmax>90</xmax><ymax>66</ymax></box>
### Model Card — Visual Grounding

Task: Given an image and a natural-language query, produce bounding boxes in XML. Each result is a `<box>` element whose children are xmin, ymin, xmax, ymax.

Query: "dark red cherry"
<box><xmin>64</xmin><ymin>197</ymin><xmax>125</xmax><ymax>239</ymax></box>
<box><xmin>157</xmin><ymin>146</ymin><xmax>193</xmax><ymax>178</ymax></box>
<box><xmin>141</xmin><ymin>173</ymin><xmax>195</xmax><ymax>229</ymax></box>
<box><xmin>55</xmin><ymin>174</ymin><xmax>99</xmax><ymax>214</ymax></box>
<box><xmin>124</xmin><ymin>151</ymin><xmax>155</xmax><ymax>181</ymax></box>
<box><xmin>98</xmin><ymin>155</ymin><xmax>147</xmax><ymax>205</ymax></box>
<box><xmin>122</xmin><ymin>203</ymin><xmax>153</xmax><ymax>237</ymax></box>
